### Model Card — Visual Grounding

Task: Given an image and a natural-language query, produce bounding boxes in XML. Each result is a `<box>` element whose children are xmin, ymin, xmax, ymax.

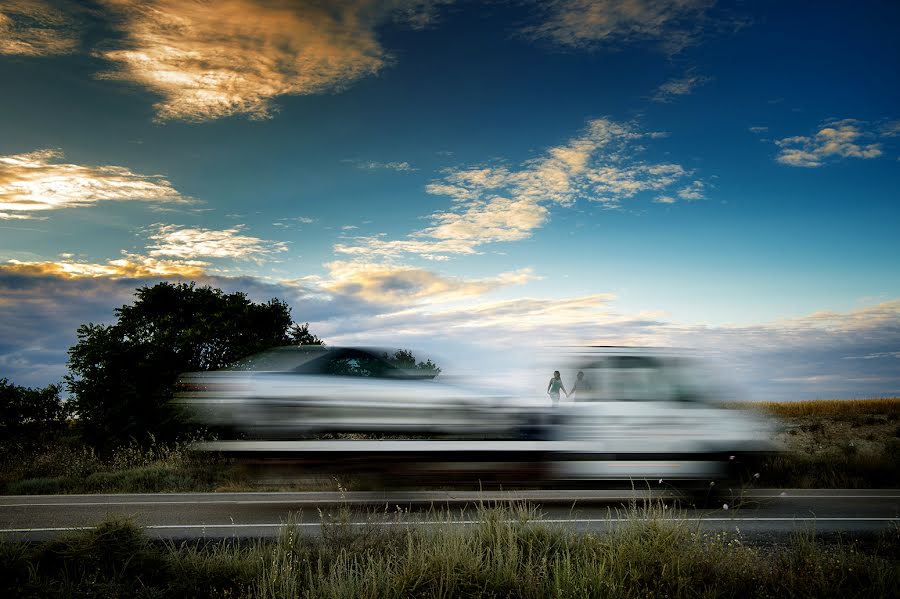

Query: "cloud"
<box><xmin>318</xmin><ymin>261</ymin><xmax>537</xmax><ymax>304</ymax></box>
<box><xmin>337</xmin><ymin>118</ymin><xmax>695</xmax><ymax>259</ymax></box>
<box><xmin>0</xmin><ymin>149</ymin><xmax>188</xmax><ymax>218</ymax></box>
<box><xmin>775</xmin><ymin>119</ymin><xmax>885</xmax><ymax>167</ymax></box>
<box><xmin>651</xmin><ymin>72</ymin><xmax>711</xmax><ymax>102</ymax></box>
<box><xmin>348</xmin><ymin>160</ymin><xmax>417</xmax><ymax>172</ymax></box>
<box><xmin>748</xmin><ymin>126</ymin><xmax>768</xmax><ymax>134</ymax></box>
<box><xmin>2</xmin><ymin>255</ymin><xmax>207</xmax><ymax>279</ymax></box>
<box><xmin>273</xmin><ymin>216</ymin><xmax>315</xmax><ymax>228</ymax></box>
<box><xmin>0</xmin><ymin>0</ymin><xmax>79</xmax><ymax>56</ymax></box>
<box><xmin>146</xmin><ymin>224</ymin><xmax>288</xmax><ymax>262</ymax></box>
<box><xmin>1</xmin><ymin>256</ymin><xmax>898</xmax><ymax>400</ymax></box>
<box><xmin>880</xmin><ymin>120</ymin><xmax>900</xmax><ymax>138</ymax></box>
<box><xmin>676</xmin><ymin>180</ymin><xmax>705</xmax><ymax>200</ymax></box>
<box><xmin>524</xmin><ymin>0</ymin><xmax>719</xmax><ymax>54</ymax></box>
<box><xmin>94</xmin><ymin>0</ymin><xmax>442</xmax><ymax>122</ymax></box>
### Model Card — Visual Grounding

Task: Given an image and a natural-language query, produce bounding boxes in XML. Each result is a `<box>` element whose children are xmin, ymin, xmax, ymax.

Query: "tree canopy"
<box><xmin>66</xmin><ymin>282</ymin><xmax>299</xmax><ymax>447</ymax></box>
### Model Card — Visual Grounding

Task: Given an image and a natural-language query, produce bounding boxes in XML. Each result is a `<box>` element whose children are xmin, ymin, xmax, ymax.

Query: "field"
<box><xmin>751</xmin><ymin>399</ymin><xmax>900</xmax><ymax>488</ymax></box>
<box><xmin>1</xmin><ymin>399</ymin><xmax>898</xmax><ymax>494</ymax></box>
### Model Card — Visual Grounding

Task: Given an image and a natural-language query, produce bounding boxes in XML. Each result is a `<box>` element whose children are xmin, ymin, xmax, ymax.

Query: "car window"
<box><xmin>223</xmin><ymin>346</ymin><xmax>328</xmax><ymax>371</ymax></box>
<box><xmin>295</xmin><ymin>348</ymin><xmax>401</xmax><ymax>378</ymax></box>
<box><xmin>576</xmin><ymin>356</ymin><xmax>686</xmax><ymax>402</ymax></box>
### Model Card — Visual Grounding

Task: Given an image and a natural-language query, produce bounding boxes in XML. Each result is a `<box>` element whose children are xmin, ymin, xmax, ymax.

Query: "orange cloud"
<box><xmin>96</xmin><ymin>0</ymin><xmax>404</xmax><ymax>121</ymax></box>
<box><xmin>0</xmin><ymin>0</ymin><xmax>79</xmax><ymax>56</ymax></box>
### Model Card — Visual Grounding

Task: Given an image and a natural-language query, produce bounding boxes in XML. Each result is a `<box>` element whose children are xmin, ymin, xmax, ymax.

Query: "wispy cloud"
<box><xmin>651</xmin><ymin>72</ymin><xmax>711</xmax><ymax>102</ymax></box>
<box><xmin>347</xmin><ymin>160</ymin><xmax>417</xmax><ymax>172</ymax></box>
<box><xmin>0</xmin><ymin>0</ymin><xmax>79</xmax><ymax>56</ymax></box>
<box><xmin>273</xmin><ymin>216</ymin><xmax>315</xmax><ymax>229</ymax></box>
<box><xmin>337</xmin><ymin>118</ymin><xmax>695</xmax><ymax>259</ymax></box>
<box><xmin>0</xmin><ymin>149</ymin><xmax>188</xmax><ymax>219</ymax></box>
<box><xmin>524</xmin><ymin>0</ymin><xmax>721</xmax><ymax>54</ymax></box>
<box><xmin>146</xmin><ymin>224</ymin><xmax>288</xmax><ymax>262</ymax></box>
<box><xmin>748</xmin><ymin>126</ymin><xmax>768</xmax><ymax>134</ymax></box>
<box><xmin>775</xmin><ymin>119</ymin><xmax>885</xmax><ymax>167</ymax></box>
<box><xmin>94</xmin><ymin>0</ymin><xmax>443</xmax><ymax>122</ymax></box>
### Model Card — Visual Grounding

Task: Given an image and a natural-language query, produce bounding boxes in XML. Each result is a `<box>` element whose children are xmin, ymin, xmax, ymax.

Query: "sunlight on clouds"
<box><xmin>775</xmin><ymin>119</ymin><xmax>884</xmax><ymax>167</ymax></box>
<box><xmin>147</xmin><ymin>224</ymin><xmax>288</xmax><ymax>261</ymax></box>
<box><xmin>319</xmin><ymin>260</ymin><xmax>537</xmax><ymax>304</ymax></box>
<box><xmin>0</xmin><ymin>0</ymin><xmax>79</xmax><ymax>56</ymax></box>
<box><xmin>525</xmin><ymin>0</ymin><xmax>716</xmax><ymax>53</ymax></box>
<box><xmin>96</xmin><ymin>0</ymin><xmax>440</xmax><ymax>122</ymax></box>
<box><xmin>0</xmin><ymin>149</ymin><xmax>188</xmax><ymax>218</ymax></box>
<box><xmin>2</xmin><ymin>255</ymin><xmax>206</xmax><ymax>280</ymax></box>
<box><xmin>338</xmin><ymin>118</ymin><xmax>695</xmax><ymax>259</ymax></box>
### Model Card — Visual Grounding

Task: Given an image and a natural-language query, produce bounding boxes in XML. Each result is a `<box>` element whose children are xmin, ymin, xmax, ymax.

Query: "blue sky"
<box><xmin>1</xmin><ymin>0</ymin><xmax>898</xmax><ymax>399</ymax></box>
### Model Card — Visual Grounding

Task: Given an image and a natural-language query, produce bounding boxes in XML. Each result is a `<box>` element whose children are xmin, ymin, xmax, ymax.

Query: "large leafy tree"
<box><xmin>67</xmin><ymin>282</ymin><xmax>301</xmax><ymax>447</ymax></box>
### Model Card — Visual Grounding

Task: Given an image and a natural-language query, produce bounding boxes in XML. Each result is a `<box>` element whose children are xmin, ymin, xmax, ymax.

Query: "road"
<box><xmin>1</xmin><ymin>489</ymin><xmax>897</xmax><ymax>542</ymax></box>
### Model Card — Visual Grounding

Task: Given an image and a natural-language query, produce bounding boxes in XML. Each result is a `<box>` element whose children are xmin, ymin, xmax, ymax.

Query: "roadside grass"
<box><xmin>1</xmin><ymin>503</ymin><xmax>897</xmax><ymax>598</ymax></box>
<box><xmin>0</xmin><ymin>437</ymin><xmax>242</xmax><ymax>495</ymax></box>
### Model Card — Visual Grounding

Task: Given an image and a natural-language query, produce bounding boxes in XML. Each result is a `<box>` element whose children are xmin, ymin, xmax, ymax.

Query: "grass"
<box><xmin>1</xmin><ymin>504</ymin><xmax>897</xmax><ymax>598</ymax></box>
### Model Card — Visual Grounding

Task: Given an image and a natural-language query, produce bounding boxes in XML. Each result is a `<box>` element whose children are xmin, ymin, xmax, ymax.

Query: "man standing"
<box><xmin>567</xmin><ymin>371</ymin><xmax>591</xmax><ymax>401</ymax></box>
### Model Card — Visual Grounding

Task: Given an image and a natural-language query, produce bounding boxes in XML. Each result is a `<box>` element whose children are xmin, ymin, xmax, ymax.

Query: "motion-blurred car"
<box><xmin>174</xmin><ymin>345</ymin><xmax>524</xmax><ymax>439</ymax></box>
<box><xmin>545</xmin><ymin>348</ymin><xmax>780</xmax><ymax>482</ymax></box>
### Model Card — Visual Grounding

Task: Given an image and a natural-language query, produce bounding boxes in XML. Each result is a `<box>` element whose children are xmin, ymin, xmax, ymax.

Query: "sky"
<box><xmin>1</xmin><ymin>0</ymin><xmax>898</xmax><ymax>399</ymax></box>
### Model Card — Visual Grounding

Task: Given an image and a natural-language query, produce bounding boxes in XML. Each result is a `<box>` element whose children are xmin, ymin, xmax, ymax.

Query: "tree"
<box><xmin>0</xmin><ymin>378</ymin><xmax>70</xmax><ymax>446</ymax></box>
<box><xmin>289</xmin><ymin>322</ymin><xmax>324</xmax><ymax>346</ymax></box>
<box><xmin>66</xmin><ymin>282</ymin><xmax>308</xmax><ymax>447</ymax></box>
<box><xmin>387</xmin><ymin>349</ymin><xmax>442</xmax><ymax>376</ymax></box>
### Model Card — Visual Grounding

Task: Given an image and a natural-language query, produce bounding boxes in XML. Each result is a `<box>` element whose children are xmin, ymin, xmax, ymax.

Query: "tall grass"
<box><xmin>3</xmin><ymin>504</ymin><xmax>897</xmax><ymax>598</ymax></box>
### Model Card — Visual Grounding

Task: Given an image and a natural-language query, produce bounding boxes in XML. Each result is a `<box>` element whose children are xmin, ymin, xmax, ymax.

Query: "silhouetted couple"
<box><xmin>547</xmin><ymin>370</ymin><xmax>590</xmax><ymax>405</ymax></box>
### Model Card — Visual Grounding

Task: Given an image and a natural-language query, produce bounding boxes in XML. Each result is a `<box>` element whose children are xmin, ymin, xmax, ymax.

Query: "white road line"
<box><xmin>2</xmin><ymin>516</ymin><xmax>898</xmax><ymax>534</ymax></box>
<box><xmin>3</xmin><ymin>494</ymin><xmax>900</xmax><ymax>507</ymax></box>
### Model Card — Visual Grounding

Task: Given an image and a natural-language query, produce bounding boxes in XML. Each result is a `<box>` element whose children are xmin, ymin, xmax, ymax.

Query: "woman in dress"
<box><xmin>547</xmin><ymin>370</ymin><xmax>567</xmax><ymax>406</ymax></box>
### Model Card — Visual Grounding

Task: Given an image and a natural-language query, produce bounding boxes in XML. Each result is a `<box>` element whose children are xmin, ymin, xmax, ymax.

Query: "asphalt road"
<box><xmin>1</xmin><ymin>489</ymin><xmax>897</xmax><ymax>542</ymax></box>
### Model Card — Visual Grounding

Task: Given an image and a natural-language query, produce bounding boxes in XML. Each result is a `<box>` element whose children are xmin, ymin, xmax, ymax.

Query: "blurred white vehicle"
<box><xmin>544</xmin><ymin>348</ymin><xmax>779</xmax><ymax>482</ymax></box>
<box><xmin>184</xmin><ymin>346</ymin><xmax>779</xmax><ymax>488</ymax></box>
<box><xmin>174</xmin><ymin>346</ymin><xmax>525</xmax><ymax>439</ymax></box>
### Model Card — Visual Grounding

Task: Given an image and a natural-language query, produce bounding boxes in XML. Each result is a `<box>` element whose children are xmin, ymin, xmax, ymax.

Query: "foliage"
<box><xmin>66</xmin><ymin>282</ymin><xmax>299</xmax><ymax>448</ymax></box>
<box><xmin>0</xmin><ymin>378</ymin><xmax>70</xmax><ymax>446</ymax></box>
<box><xmin>321</xmin><ymin>348</ymin><xmax>442</xmax><ymax>378</ymax></box>
<box><xmin>288</xmin><ymin>321</ymin><xmax>324</xmax><ymax>346</ymax></box>
<box><xmin>387</xmin><ymin>348</ymin><xmax>442</xmax><ymax>376</ymax></box>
